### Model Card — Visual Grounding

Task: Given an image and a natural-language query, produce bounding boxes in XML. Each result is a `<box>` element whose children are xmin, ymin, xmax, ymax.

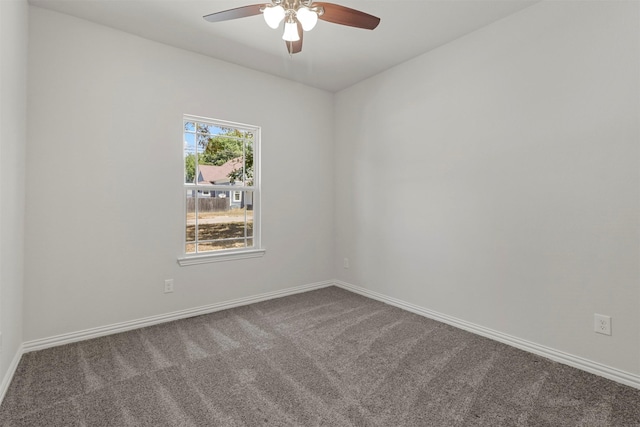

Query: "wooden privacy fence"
<box><xmin>186</xmin><ymin>197</ymin><xmax>230</xmax><ymax>213</ymax></box>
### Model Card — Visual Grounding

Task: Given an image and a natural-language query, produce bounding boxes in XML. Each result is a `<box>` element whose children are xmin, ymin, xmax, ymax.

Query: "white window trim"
<box><xmin>179</xmin><ymin>114</ymin><xmax>264</xmax><ymax>265</ymax></box>
<box><xmin>178</xmin><ymin>248</ymin><xmax>265</xmax><ymax>266</ymax></box>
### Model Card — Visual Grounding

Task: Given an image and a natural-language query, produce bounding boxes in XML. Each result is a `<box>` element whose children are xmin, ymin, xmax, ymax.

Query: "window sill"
<box><xmin>178</xmin><ymin>248</ymin><xmax>266</xmax><ymax>266</ymax></box>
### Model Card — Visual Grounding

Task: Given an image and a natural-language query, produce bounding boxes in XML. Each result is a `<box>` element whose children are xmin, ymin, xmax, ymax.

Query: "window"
<box><xmin>179</xmin><ymin>115</ymin><xmax>263</xmax><ymax>265</ymax></box>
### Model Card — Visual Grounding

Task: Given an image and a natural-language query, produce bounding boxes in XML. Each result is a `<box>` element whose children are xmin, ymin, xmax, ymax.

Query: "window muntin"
<box><xmin>183</xmin><ymin>115</ymin><xmax>259</xmax><ymax>258</ymax></box>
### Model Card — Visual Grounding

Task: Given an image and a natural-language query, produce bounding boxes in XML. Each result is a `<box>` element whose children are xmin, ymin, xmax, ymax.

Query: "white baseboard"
<box><xmin>333</xmin><ymin>280</ymin><xmax>640</xmax><ymax>390</ymax></box>
<box><xmin>0</xmin><ymin>345</ymin><xmax>24</xmax><ymax>405</ymax></box>
<box><xmin>23</xmin><ymin>280</ymin><xmax>334</xmax><ymax>353</ymax></box>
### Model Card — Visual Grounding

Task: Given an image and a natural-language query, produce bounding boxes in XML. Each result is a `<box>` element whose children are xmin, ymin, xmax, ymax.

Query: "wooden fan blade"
<box><xmin>314</xmin><ymin>2</ymin><xmax>380</xmax><ymax>30</ymax></box>
<box><xmin>203</xmin><ymin>4</ymin><xmax>263</xmax><ymax>23</ymax></box>
<box><xmin>285</xmin><ymin>21</ymin><xmax>303</xmax><ymax>54</ymax></box>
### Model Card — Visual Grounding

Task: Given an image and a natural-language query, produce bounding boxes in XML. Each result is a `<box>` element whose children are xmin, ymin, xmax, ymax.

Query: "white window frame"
<box><xmin>178</xmin><ymin>115</ymin><xmax>264</xmax><ymax>266</ymax></box>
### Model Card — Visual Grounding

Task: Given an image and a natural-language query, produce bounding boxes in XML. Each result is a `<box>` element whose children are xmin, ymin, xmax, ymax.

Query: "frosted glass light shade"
<box><xmin>296</xmin><ymin>6</ymin><xmax>318</xmax><ymax>31</ymax></box>
<box><xmin>282</xmin><ymin>21</ymin><xmax>300</xmax><ymax>41</ymax></box>
<box><xmin>263</xmin><ymin>5</ymin><xmax>285</xmax><ymax>29</ymax></box>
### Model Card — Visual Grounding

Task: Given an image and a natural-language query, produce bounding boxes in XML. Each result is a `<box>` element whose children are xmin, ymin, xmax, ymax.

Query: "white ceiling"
<box><xmin>28</xmin><ymin>0</ymin><xmax>539</xmax><ymax>92</ymax></box>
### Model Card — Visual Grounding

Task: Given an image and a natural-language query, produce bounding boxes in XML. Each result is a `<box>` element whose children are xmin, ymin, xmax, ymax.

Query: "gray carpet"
<box><xmin>1</xmin><ymin>286</ymin><xmax>639</xmax><ymax>426</ymax></box>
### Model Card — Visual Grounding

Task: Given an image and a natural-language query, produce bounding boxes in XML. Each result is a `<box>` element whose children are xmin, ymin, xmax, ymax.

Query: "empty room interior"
<box><xmin>1</xmin><ymin>0</ymin><xmax>639</xmax><ymax>424</ymax></box>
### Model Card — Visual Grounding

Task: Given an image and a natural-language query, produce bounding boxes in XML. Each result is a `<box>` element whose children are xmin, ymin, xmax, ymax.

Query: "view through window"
<box><xmin>183</xmin><ymin>115</ymin><xmax>259</xmax><ymax>255</ymax></box>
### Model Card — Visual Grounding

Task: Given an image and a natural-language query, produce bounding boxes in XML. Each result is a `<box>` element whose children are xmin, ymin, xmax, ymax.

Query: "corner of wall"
<box><xmin>0</xmin><ymin>0</ymin><xmax>28</xmax><ymax>400</ymax></box>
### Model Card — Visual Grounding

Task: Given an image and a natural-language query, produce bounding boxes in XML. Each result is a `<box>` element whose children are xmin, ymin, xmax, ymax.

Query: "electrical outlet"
<box><xmin>594</xmin><ymin>314</ymin><xmax>611</xmax><ymax>335</ymax></box>
<box><xmin>343</xmin><ymin>258</ymin><xmax>350</xmax><ymax>269</ymax></box>
<box><xmin>164</xmin><ymin>279</ymin><xmax>174</xmax><ymax>294</ymax></box>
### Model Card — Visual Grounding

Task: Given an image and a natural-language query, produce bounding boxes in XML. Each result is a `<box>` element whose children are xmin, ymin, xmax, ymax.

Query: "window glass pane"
<box><xmin>190</xmin><ymin>190</ymin><xmax>253</xmax><ymax>253</ymax></box>
<box><xmin>208</xmin><ymin>125</ymin><xmax>225</xmax><ymax>135</ymax></box>
<box><xmin>184</xmin><ymin>121</ymin><xmax>195</xmax><ymax>132</ymax></box>
<box><xmin>186</xmin><ymin>189</ymin><xmax>196</xmax><ymax>247</ymax></box>
<box><xmin>243</xmin><ymin>137</ymin><xmax>254</xmax><ymax>186</ymax></box>
<box><xmin>196</xmin><ymin>123</ymin><xmax>210</xmax><ymax>134</ymax></box>
<box><xmin>184</xmin><ymin>132</ymin><xmax>196</xmax><ymax>183</ymax></box>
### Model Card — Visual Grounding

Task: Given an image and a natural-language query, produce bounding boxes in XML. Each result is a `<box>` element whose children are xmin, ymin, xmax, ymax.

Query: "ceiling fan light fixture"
<box><xmin>263</xmin><ymin>4</ymin><xmax>285</xmax><ymax>29</ymax></box>
<box><xmin>282</xmin><ymin>19</ymin><xmax>300</xmax><ymax>41</ymax></box>
<box><xmin>204</xmin><ymin>2</ymin><xmax>380</xmax><ymax>55</ymax></box>
<box><xmin>296</xmin><ymin>6</ymin><xmax>318</xmax><ymax>31</ymax></box>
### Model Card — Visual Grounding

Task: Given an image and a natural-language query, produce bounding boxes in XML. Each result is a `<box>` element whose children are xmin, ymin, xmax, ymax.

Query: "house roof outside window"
<box><xmin>197</xmin><ymin>157</ymin><xmax>242</xmax><ymax>184</ymax></box>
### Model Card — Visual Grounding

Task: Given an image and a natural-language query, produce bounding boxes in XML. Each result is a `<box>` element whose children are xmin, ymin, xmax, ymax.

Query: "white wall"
<box><xmin>25</xmin><ymin>7</ymin><xmax>334</xmax><ymax>341</ymax></box>
<box><xmin>334</xmin><ymin>1</ymin><xmax>640</xmax><ymax>375</ymax></box>
<box><xmin>21</xmin><ymin>0</ymin><xmax>640</xmax><ymax>380</ymax></box>
<box><xmin>0</xmin><ymin>0</ymin><xmax>27</xmax><ymax>380</ymax></box>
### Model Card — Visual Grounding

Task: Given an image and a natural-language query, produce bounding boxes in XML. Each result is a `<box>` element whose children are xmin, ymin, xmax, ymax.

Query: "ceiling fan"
<box><xmin>203</xmin><ymin>0</ymin><xmax>381</xmax><ymax>55</ymax></box>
